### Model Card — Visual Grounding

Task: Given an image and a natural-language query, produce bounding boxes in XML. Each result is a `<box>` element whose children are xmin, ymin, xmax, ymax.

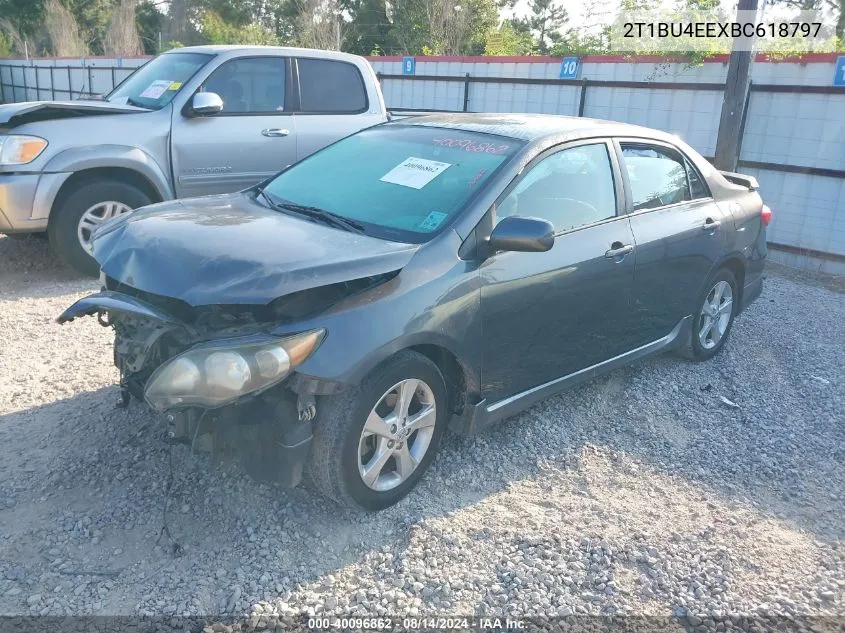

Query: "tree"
<box><xmin>484</xmin><ymin>20</ymin><xmax>533</xmax><ymax>55</ymax></box>
<box><xmin>387</xmin><ymin>0</ymin><xmax>497</xmax><ymax>55</ymax></box>
<box><xmin>342</xmin><ymin>0</ymin><xmax>393</xmax><ymax>55</ymax></box>
<box><xmin>201</xmin><ymin>9</ymin><xmax>280</xmax><ymax>44</ymax></box>
<box><xmin>104</xmin><ymin>0</ymin><xmax>143</xmax><ymax>55</ymax></box>
<box><xmin>135</xmin><ymin>0</ymin><xmax>163</xmax><ymax>53</ymax></box>
<box><xmin>506</xmin><ymin>0</ymin><xmax>567</xmax><ymax>53</ymax></box>
<box><xmin>771</xmin><ymin>0</ymin><xmax>844</xmax><ymax>41</ymax></box>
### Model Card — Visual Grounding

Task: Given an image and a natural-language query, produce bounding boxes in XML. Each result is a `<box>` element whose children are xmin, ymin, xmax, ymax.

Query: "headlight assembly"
<box><xmin>0</xmin><ymin>135</ymin><xmax>49</xmax><ymax>165</ymax></box>
<box><xmin>144</xmin><ymin>329</ymin><xmax>325</xmax><ymax>411</ymax></box>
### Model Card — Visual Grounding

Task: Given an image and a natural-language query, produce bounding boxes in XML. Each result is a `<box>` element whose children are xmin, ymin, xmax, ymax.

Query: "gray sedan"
<box><xmin>58</xmin><ymin>114</ymin><xmax>768</xmax><ymax>510</ymax></box>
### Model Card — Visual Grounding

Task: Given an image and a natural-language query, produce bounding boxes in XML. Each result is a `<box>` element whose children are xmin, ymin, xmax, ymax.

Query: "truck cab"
<box><xmin>0</xmin><ymin>45</ymin><xmax>388</xmax><ymax>275</ymax></box>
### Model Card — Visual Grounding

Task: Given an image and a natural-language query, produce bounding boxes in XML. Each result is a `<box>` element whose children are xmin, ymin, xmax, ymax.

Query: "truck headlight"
<box><xmin>0</xmin><ymin>135</ymin><xmax>49</xmax><ymax>165</ymax></box>
<box><xmin>144</xmin><ymin>329</ymin><xmax>325</xmax><ymax>411</ymax></box>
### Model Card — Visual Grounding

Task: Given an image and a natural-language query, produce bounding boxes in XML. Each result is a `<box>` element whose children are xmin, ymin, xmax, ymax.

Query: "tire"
<box><xmin>48</xmin><ymin>180</ymin><xmax>151</xmax><ymax>277</ymax></box>
<box><xmin>680</xmin><ymin>268</ymin><xmax>738</xmax><ymax>362</ymax></box>
<box><xmin>306</xmin><ymin>350</ymin><xmax>448</xmax><ymax>511</ymax></box>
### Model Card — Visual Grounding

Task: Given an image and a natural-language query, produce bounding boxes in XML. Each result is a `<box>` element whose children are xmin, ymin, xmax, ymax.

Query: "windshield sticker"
<box><xmin>418</xmin><ymin>211</ymin><xmax>448</xmax><ymax>231</ymax></box>
<box><xmin>380</xmin><ymin>157</ymin><xmax>451</xmax><ymax>189</ymax></box>
<box><xmin>468</xmin><ymin>168</ymin><xmax>487</xmax><ymax>188</ymax></box>
<box><xmin>139</xmin><ymin>79</ymin><xmax>174</xmax><ymax>99</ymax></box>
<box><xmin>168</xmin><ymin>81</ymin><xmax>182</xmax><ymax>91</ymax></box>
<box><xmin>433</xmin><ymin>138</ymin><xmax>512</xmax><ymax>155</ymax></box>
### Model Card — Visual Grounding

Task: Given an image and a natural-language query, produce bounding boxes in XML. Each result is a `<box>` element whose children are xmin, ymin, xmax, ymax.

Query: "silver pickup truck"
<box><xmin>0</xmin><ymin>45</ymin><xmax>389</xmax><ymax>275</ymax></box>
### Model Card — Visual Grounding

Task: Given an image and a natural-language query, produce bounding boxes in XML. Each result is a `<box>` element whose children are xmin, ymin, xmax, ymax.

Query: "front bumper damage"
<box><xmin>58</xmin><ymin>290</ymin><xmax>314</xmax><ymax>488</ymax></box>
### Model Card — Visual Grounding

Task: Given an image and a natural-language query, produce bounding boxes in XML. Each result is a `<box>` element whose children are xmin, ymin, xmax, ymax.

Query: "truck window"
<box><xmin>297</xmin><ymin>58</ymin><xmax>368</xmax><ymax>114</ymax></box>
<box><xmin>201</xmin><ymin>57</ymin><xmax>287</xmax><ymax>114</ymax></box>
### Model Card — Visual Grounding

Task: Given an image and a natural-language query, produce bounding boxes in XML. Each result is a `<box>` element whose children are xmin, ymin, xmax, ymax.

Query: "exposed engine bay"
<box><xmin>58</xmin><ymin>271</ymin><xmax>398</xmax><ymax>487</ymax></box>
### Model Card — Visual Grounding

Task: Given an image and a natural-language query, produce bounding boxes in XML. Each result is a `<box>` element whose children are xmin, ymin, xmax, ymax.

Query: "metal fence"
<box><xmin>1</xmin><ymin>57</ymin><xmax>844</xmax><ymax>271</ymax></box>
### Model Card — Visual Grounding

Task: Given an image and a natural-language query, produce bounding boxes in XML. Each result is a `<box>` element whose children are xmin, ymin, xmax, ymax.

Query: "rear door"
<box><xmin>616</xmin><ymin>140</ymin><xmax>728</xmax><ymax>344</ymax></box>
<box><xmin>171</xmin><ymin>56</ymin><xmax>298</xmax><ymax>198</ymax></box>
<box><xmin>292</xmin><ymin>57</ymin><xmax>386</xmax><ymax>161</ymax></box>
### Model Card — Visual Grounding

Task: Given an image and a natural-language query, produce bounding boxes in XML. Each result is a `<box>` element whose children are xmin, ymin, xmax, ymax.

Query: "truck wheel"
<box><xmin>306</xmin><ymin>351</ymin><xmax>448</xmax><ymax>511</ymax></box>
<box><xmin>49</xmin><ymin>180</ymin><xmax>151</xmax><ymax>277</ymax></box>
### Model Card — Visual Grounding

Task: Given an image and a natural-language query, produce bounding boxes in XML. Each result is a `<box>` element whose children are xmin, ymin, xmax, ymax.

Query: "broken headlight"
<box><xmin>144</xmin><ymin>329</ymin><xmax>325</xmax><ymax>411</ymax></box>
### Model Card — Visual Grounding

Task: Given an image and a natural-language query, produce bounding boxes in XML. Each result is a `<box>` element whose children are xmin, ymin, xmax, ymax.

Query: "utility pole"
<box><xmin>714</xmin><ymin>0</ymin><xmax>760</xmax><ymax>172</ymax></box>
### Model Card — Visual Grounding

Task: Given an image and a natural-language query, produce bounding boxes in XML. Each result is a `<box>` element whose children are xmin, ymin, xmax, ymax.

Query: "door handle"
<box><xmin>702</xmin><ymin>218</ymin><xmax>721</xmax><ymax>232</ymax></box>
<box><xmin>261</xmin><ymin>128</ymin><xmax>290</xmax><ymax>137</ymax></box>
<box><xmin>605</xmin><ymin>243</ymin><xmax>634</xmax><ymax>259</ymax></box>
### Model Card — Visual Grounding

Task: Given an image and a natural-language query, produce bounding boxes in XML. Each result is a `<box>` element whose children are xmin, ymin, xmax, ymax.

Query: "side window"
<box><xmin>686</xmin><ymin>158</ymin><xmax>710</xmax><ymax>199</ymax></box>
<box><xmin>497</xmin><ymin>143</ymin><xmax>617</xmax><ymax>233</ymax></box>
<box><xmin>297</xmin><ymin>58</ymin><xmax>367</xmax><ymax>113</ymax></box>
<box><xmin>621</xmin><ymin>144</ymin><xmax>691</xmax><ymax>211</ymax></box>
<box><xmin>202</xmin><ymin>57</ymin><xmax>286</xmax><ymax>114</ymax></box>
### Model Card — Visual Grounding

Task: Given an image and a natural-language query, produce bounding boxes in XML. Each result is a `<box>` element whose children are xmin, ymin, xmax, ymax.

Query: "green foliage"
<box><xmin>484</xmin><ymin>21</ymin><xmax>534</xmax><ymax>55</ymax></box>
<box><xmin>0</xmin><ymin>31</ymin><xmax>13</xmax><ymax>56</ymax></box>
<box><xmin>515</xmin><ymin>0</ymin><xmax>567</xmax><ymax>54</ymax></box>
<box><xmin>162</xmin><ymin>40</ymin><xmax>184</xmax><ymax>50</ymax></box>
<box><xmin>135</xmin><ymin>0</ymin><xmax>162</xmax><ymax>54</ymax></box>
<box><xmin>201</xmin><ymin>9</ymin><xmax>280</xmax><ymax>45</ymax></box>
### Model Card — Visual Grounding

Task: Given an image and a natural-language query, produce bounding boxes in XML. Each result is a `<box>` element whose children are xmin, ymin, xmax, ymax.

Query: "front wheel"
<box><xmin>49</xmin><ymin>180</ymin><xmax>150</xmax><ymax>276</ymax></box>
<box><xmin>306</xmin><ymin>351</ymin><xmax>448</xmax><ymax>511</ymax></box>
<box><xmin>681</xmin><ymin>268</ymin><xmax>738</xmax><ymax>361</ymax></box>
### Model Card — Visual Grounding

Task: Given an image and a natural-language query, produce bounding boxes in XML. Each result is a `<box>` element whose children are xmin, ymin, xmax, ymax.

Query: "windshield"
<box><xmin>261</xmin><ymin>125</ymin><xmax>523</xmax><ymax>242</ymax></box>
<box><xmin>106</xmin><ymin>52</ymin><xmax>212</xmax><ymax>110</ymax></box>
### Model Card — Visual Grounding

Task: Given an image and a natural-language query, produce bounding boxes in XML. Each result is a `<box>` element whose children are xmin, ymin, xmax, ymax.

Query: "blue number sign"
<box><xmin>559</xmin><ymin>57</ymin><xmax>579</xmax><ymax>80</ymax></box>
<box><xmin>834</xmin><ymin>56</ymin><xmax>845</xmax><ymax>87</ymax></box>
<box><xmin>402</xmin><ymin>56</ymin><xmax>416</xmax><ymax>76</ymax></box>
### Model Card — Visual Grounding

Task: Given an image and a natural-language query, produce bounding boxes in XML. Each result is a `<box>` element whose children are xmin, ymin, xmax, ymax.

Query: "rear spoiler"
<box><xmin>719</xmin><ymin>170</ymin><xmax>759</xmax><ymax>191</ymax></box>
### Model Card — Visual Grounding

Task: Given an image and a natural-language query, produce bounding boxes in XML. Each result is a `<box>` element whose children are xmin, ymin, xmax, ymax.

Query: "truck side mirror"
<box><xmin>190</xmin><ymin>92</ymin><xmax>223</xmax><ymax>116</ymax></box>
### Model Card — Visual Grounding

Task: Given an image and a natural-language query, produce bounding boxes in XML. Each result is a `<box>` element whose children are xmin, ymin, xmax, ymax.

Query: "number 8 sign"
<box><xmin>559</xmin><ymin>57</ymin><xmax>579</xmax><ymax>80</ymax></box>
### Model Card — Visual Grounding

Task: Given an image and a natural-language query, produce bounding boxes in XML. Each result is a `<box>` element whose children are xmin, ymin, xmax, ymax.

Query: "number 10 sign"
<box><xmin>559</xmin><ymin>57</ymin><xmax>579</xmax><ymax>80</ymax></box>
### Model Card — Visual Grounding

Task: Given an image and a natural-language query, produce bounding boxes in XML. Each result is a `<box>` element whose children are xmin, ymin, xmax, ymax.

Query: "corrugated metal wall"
<box><xmin>1</xmin><ymin>55</ymin><xmax>843</xmax><ymax>272</ymax></box>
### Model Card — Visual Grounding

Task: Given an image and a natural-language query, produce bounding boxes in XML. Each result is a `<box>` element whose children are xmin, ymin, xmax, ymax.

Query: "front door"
<box><xmin>480</xmin><ymin>140</ymin><xmax>638</xmax><ymax>402</ymax></box>
<box><xmin>617</xmin><ymin>141</ymin><xmax>729</xmax><ymax>345</ymax></box>
<box><xmin>171</xmin><ymin>56</ymin><xmax>298</xmax><ymax>198</ymax></box>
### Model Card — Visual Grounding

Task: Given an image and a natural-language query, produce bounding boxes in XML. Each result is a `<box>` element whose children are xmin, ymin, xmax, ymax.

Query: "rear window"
<box><xmin>262</xmin><ymin>125</ymin><xmax>523</xmax><ymax>242</ymax></box>
<box><xmin>297</xmin><ymin>58</ymin><xmax>367</xmax><ymax>113</ymax></box>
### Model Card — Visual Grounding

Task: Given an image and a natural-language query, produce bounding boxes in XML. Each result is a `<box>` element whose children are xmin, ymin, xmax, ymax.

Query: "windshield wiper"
<box><xmin>261</xmin><ymin>193</ymin><xmax>365</xmax><ymax>234</ymax></box>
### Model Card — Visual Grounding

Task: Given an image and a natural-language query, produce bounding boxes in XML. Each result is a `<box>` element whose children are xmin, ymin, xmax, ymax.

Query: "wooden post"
<box><xmin>714</xmin><ymin>0</ymin><xmax>760</xmax><ymax>171</ymax></box>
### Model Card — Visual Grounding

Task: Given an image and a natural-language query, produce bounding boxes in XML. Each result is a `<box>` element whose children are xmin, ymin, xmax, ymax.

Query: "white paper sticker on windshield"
<box><xmin>139</xmin><ymin>79</ymin><xmax>174</xmax><ymax>99</ymax></box>
<box><xmin>380</xmin><ymin>157</ymin><xmax>451</xmax><ymax>189</ymax></box>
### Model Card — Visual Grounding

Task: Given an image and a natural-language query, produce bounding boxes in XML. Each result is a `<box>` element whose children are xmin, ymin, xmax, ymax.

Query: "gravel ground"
<box><xmin>0</xmin><ymin>234</ymin><xmax>843</xmax><ymax>628</ymax></box>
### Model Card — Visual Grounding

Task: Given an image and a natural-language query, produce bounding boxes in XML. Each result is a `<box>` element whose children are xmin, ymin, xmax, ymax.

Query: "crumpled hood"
<box><xmin>92</xmin><ymin>192</ymin><xmax>419</xmax><ymax>306</ymax></box>
<box><xmin>0</xmin><ymin>100</ymin><xmax>146</xmax><ymax>128</ymax></box>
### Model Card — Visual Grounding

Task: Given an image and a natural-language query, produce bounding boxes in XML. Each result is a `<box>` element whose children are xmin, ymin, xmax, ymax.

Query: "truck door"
<box><xmin>292</xmin><ymin>57</ymin><xmax>386</xmax><ymax>161</ymax></box>
<box><xmin>171</xmin><ymin>56</ymin><xmax>298</xmax><ymax>198</ymax></box>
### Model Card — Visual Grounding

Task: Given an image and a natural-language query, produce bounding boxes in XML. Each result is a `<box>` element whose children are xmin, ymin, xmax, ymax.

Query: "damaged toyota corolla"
<box><xmin>58</xmin><ymin>114</ymin><xmax>766</xmax><ymax>510</ymax></box>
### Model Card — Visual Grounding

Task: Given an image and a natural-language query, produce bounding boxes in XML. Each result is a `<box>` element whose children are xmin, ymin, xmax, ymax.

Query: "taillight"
<box><xmin>761</xmin><ymin>204</ymin><xmax>772</xmax><ymax>226</ymax></box>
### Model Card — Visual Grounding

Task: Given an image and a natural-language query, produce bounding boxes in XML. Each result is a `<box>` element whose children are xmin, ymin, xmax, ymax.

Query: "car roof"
<box><xmin>166</xmin><ymin>45</ymin><xmax>366</xmax><ymax>64</ymax></box>
<box><xmin>394</xmin><ymin>112</ymin><xmax>679</xmax><ymax>144</ymax></box>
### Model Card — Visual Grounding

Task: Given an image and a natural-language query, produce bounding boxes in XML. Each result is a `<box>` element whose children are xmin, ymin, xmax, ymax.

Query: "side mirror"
<box><xmin>190</xmin><ymin>92</ymin><xmax>223</xmax><ymax>116</ymax></box>
<box><xmin>489</xmin><ymin>216</ymin><xmax>555</xmax><ymax>253</ymax></box>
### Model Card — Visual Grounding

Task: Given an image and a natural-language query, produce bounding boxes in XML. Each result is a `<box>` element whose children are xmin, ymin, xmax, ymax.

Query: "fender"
<box><xmin>34</xmin><ymin>145</ymin><xmax>174</xmax><ymax>220</ymax></box>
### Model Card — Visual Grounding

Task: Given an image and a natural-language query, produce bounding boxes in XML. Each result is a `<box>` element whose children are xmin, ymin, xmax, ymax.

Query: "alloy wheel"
<box><xmin>697</xmin><ymin>280</ymin><xmax>734</xmax><ymax>350</ymax></box>
<box><xmin>357</xmin><ymin>378</ymin><xmax>437</xmax><ymax>492</ymax></box>
<box><xmin>77</xmin><ymin>201</ymin><xmax>133</xmax><ymax>254</ymax></box>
